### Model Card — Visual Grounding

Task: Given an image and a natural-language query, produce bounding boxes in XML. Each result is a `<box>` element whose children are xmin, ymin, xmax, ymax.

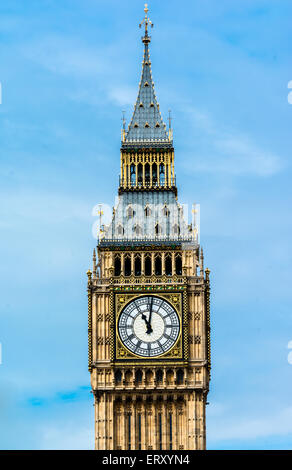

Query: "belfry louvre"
<box><xmin>87</xmin><ymin>5</ymin><xmax>211</xmax><ymax>451</ymax></box>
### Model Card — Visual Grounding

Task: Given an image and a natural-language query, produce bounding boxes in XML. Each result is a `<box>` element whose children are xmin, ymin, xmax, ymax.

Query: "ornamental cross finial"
<box><xmin>139</xmin><ymin>3</ymin><xmax>153</xmax><ymax>39</ymax></box>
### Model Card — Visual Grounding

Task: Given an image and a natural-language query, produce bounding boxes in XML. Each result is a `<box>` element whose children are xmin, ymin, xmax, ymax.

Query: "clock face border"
<box><xmin>112</xmin><ymin>290</ymin><xmax>188</xmax><ymax>364</ymax></box>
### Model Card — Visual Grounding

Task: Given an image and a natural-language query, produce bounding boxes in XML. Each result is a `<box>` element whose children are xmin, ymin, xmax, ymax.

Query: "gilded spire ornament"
<box><xmin>139</xmin><ymin>3</ymin><xmax>153</xmax><ymax>42</ymax></box>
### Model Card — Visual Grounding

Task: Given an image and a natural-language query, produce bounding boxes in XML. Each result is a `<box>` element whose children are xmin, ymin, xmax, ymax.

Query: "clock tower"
<box><xmin>87</xmin><ymin>5</ymin><xmax>211</xmax><ymax>451</ymax></box>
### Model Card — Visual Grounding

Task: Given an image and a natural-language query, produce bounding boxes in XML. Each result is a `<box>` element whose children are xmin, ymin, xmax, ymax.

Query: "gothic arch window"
<box><xmin>125</xmin><ymin>370</ymin><xmax>132</xmax><ymax>384</ymax></box>
<box><xmin>145</xmin><ymin>163</ymin><xmax>150</xmax><ymax>183</ymax></box>
<box><xmin>175</xmin><ymin>254</ymin><xmax>182</xmax><ymax>275</ymax></box>
<box><xmin>127</xmin><ymin>205</ymin><xmax>135</xmax><ymax>218</ymax></box>
<box><xmin>124</xmin><ymin>255</ymin><xmax>131</xmax><ymax>277</ymax></box>
<box><xmin>144</xmin><ymin>122</ymin><xmax>150</xmax><ymax>128</ymax></box>
<box><xmin>155</xmin><ymin>255</ymin><xmax>162</xmax><ymax>276</ymax></box>
<box><xmin>145</xmin><ymin>369</ymin><xmax>153</xmax><ymax>384</ymax></box>
<box><xmin>150</xmin><ymin>102</ymin><xmax>154</xmax><ymax>107</ymax></box>
<box><xmin>163</xmin><ymin>204</ymin><xmax>170</xmax><ymax>217</ymax></box>
<box><xmin>173</xmin><ymin>224</ymin><xmax>180</xmax><ymax>235</ymax></box>
<box><xmin>156</xmin><ymin>369</ymin><xmax>163</xmax><ymax>383</ymax></box>
<box><xmin>165</xmin><ymin>254</ymin><xmax>172</xmax><ymax>276</ymax></box>
<box><xmin>116</xmin><ymin>225</ymin><xmax>124</xmax><ymax>236</ymax></box>
<box><xmin>152</xmin><ymin>163</ymin><xmax>157</xmax><ymax>184</ymax></box>
<box><xmin>134</xmin><ymin>256</ymin><xmax>141</xmax><ymax>276</ymax></box>
<box><xmin>139</xmin><ymin>102</ymin><xmax>144</xmax><ymax>107</ymax></box>
<box><xmin>159</xmin><ymin>163</ymin><xmax>165</xmax><ymax>185</ymax></box>
<box><xmin>114</xmin><ymin>255</ymin><xmax>121</xmax><ymax>276</ymax></box>
<box><xmin>133</xmin><ymin>224</ymin><xmax>142</xmax><ymax>236</ymax></box>
<box><xmin>135</xmin><ymin>369</ymin><xmax>143</xmax><ymax>384</ymax></box>
<box><xmin>115</xmin><ymin>369</ymin><xmax>122</xmax><ymax>384</ymax></box>
<box><xmin>176</xmin><ymin>369</ymin><xmax>184</xmax><ymax>385</ymax></box>
<box><xmin>155</xmin><ymin>223</ymin><xmax>162</xmax><ymax>236</ymax></box>
<box><xmin>166</xmin><ymin>369</ymin><xmax>174</xmax><ymax>384</ymax></box>
<box><xmin>138</xmin><ymin>163</ymin><xmax>143</xmax><ymax>184</ymax></box>
<box><xmin>145</xmin><ymin>255</ymin><xmax>151</xmax><ymax>276</ymax></box>
<box><xmin>145</xmin><ymin>205</ymin><xmax>151</xmax><ymax>217</ymax></box>
<box><xmin>130</xmin><ymin>164</ymin><xmax>136</xmax><ymax>185</ymax></box>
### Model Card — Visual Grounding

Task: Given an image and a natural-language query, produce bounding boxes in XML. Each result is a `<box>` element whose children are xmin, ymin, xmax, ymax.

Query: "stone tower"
<box><xmin>87</xmin><ymin>5</ymin><xmax>211</xmax><ymax>451</ymax></box>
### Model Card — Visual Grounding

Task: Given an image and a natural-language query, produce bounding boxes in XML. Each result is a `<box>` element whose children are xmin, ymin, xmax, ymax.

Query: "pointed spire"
<box><xmin>93</xmin><ymin>248</ymin><xmax>96</xmax><ymax>277</ymax></box>
<box><xmin>200</xmin><ymin>247</ymin><xmax>204</xmax><ymax>277</ymax></box>
<box><xmin>122</xmin><ymin>4</ymin><xmax>171</xmax><ymax>148</ymax></box>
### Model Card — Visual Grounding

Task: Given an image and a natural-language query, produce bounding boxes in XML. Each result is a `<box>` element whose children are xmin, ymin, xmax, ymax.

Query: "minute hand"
<box><xmin>148</xmin><ymin>298</ymin><xmax>153</xmax><ymax>332</ymax></box>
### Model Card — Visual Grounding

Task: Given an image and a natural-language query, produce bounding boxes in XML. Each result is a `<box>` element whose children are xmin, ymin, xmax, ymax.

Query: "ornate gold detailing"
<box><xmin>113</xmin><ymin>291</ymin><xmax>186</xmax><ymax>363</ymax></box>
<box><xmin>119</xmin><ymin>149</ymin><xmax>176</xmax><ymax>193</ymax></box>
<box><xmin>139</xmin><ymin>3</ymin><xmax>153</xmax><ymax>39</ymax></box>
<box><xmin>87</xmin><ymin>279</ymin><xmax>92</xmax><ymax>372</ymax></box>
<box><xmin>205</xmin><ymin>269</ymin><xmax>211</xmax><ymax>375</ymax></box>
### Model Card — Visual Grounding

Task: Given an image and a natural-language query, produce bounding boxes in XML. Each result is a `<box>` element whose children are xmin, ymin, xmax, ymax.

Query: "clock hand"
<box><xmin>141</xmin><ymin>312</ymin><xmax>153</xmax><ymax>334</ymax></box>
<box><xmin>147</xmin><ymin>297</ymin><xmax>153</xmax><ymax>333</ymax></box>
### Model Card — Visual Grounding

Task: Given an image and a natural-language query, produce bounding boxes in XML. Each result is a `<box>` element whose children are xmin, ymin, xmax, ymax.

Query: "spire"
<box><xmin>122</xmin><ymin>4</ymin><xmax>171</xmax><ymax>148</ymax></box>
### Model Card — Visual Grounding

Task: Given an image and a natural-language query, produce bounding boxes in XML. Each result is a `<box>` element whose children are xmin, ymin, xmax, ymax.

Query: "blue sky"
<box><xmin>0</xmin><ymin>0</ymin><xmax>292</xmax><ymax>449</ymax></box>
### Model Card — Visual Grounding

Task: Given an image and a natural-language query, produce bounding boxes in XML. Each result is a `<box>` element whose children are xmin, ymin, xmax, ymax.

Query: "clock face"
<box><xmin>118</xmin><ymin>295</ymin><xmax>180</xmax><ymax>357</ymax></box>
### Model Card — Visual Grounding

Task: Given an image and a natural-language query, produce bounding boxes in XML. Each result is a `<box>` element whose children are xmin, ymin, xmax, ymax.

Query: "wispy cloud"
<box><xmin>182</xmin><ymin>107</ymin><xmax>283</xmax><ymax>177</ymax></box>
<box><xmin>21</xmin><ymin>35</ymin><xmax>110</xmax><ymax>78</ymax></box>
<box><xmin>208</xmin><ymin>404</ymin><xmax>292</xmax><ymax>443</ymax></box>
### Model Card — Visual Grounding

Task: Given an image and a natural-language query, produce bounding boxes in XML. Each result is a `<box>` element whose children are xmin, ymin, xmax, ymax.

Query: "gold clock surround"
<box><xmin>113</xmin><ymin>290</ymin><xmax>188</xmax><ymax>364</ymax></box>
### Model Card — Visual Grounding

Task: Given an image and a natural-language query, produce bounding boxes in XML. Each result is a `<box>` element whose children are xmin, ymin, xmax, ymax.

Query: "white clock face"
<box><xmin>118</xmin><ymin>295</ymin><xmax>180</xmax><ymax>357</ymax></box>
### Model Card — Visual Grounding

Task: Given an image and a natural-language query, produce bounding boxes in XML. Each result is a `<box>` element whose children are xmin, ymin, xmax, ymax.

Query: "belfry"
<box><xmin>87</xmin><ymin>5</ymin><xmax>211</xmax><ymax>450</ymax></box>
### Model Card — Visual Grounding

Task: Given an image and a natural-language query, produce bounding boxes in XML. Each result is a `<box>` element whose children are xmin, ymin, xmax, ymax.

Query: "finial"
<box><xmin>139</xmin><ymin>3</ymin><xmax>153</xmax><ymax>43</ymax></box>
<box><xmin>205</xmin><ymin>268</ymin><xmax>210</xmax><ymax>281</ymax></box>
<box><xmin>121</xmin><ymin>110</ymin><xmax>126</xmax><ymax>141</ymax></box>
<box><xmin>86</xmin><ymin>269</ymin><xmax>92</xmax><ymax>282</ymax></box>
<box><xmin>122</xmin><ymin>110</ymin><xmax>126</xmax><ymax>130</ymax></box>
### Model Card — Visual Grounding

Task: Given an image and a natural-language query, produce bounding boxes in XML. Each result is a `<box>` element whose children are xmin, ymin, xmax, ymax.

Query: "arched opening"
<box><xmin>145</xmin><ymin>163</ymin><xmax>150</xmax><ymax>184</ymax></box>
<box><xmin>135</xmin><ymin>369</ymin><xmax>143</xmax><ymax>384</ymax></box>
<box><xmin>145</xmin><ymin>205</ymin><xmax>151</xmax><ymax>217</ymax></box>
<box><xmin>138</xmin><ymin>163</ymin><xmax>143</xmax><ymax>185</ymax></box>
<box><xmin>117</xmin><ymin>224</ymin><xmax>124</xmax><ymax>236</ymax></box>
<box><xmin>127</xmin><ymin>206</ymin><xmax>135</xmax><ymax>218</ymax></box>
<box><xmin>173</xmin><ymin>224</ymin><xmax>180</xmax><ymax>236</ymax></box>
<box><xmin>152</xmin><ymin>163</ymin><xmax>157</xmax><ymax>185</ymax></box>
<box><xmin>155</xmin><ymin>224</ymin><xmax>162</xmax><ymax>236</ymax></box>
<box><xmin>114</xmin><ymin>256</ymin><xmax>121</xmax><ymax>276</ymax></box>
<box><xmin>155</xmin><ymin>255</ymin><xmax>162</xmax><ymax>276</ymax></box>
<box><xmin>130</xmin><ymin>164</ymin><xmax>136</xmax><ymax>186</ymax></box>
<box><xmin>159</xmin><ymin>163</ymin><xmax>165</xmax><ymax>185</ymax></box>
<box><xmin>145</xmin><ymin>369</ymin><xmax>153</xmax><ymax>384</ymax></box>
<box><xmin>125</xmin><ymin>370</ymin><xmax>132</xmax><ymax>385</ymax></box>
<box><xmin>124</xmin><ymin>256</ymin><xmax>131</xmax><ymax>277</ymax></box>
<box><xmin>115</xmin><ymin>369</ymin><xmax>122</xmax><ymax>384</ymax></box>
<box><xmin>135</xmin><ymin>256</ymin><xmax>141</xmax><ymax>276</ymax></box>
<box><xmin>175</xmin><ymin>255</ymin><xmax>182</xmax><ymax>275</ymax></box>
<box><xmin>133</xmin><ymin>224</ymin><xmax>142</xmax><ymax>237</ymax></box>
<box><xmin>177</xmin><ymin>369</ymin><xmax>184</xmax><ymax>385</ymax></box>
<box><xmin>163</xmin><ymin>205</ymin><xmax>170</xmax><ymax>217</ymax></box>
<box><xmin>165</xmin><ymin>255</ymin><xmax>172</xmax><ymax>276</ymax></box>
<box><xmin>145</xmin><ymin>256</ymin><xmax>151</xmax><ymax>276</ymax></box>
<box><xmin>166</xmin><ymin>369</ymin><xmax>174</xmax><ymax>385</ymax></box>
<box><xmin>156</xmin><ymin>369</ymin><xmax>163</xmax><ymax>383</ymax></box>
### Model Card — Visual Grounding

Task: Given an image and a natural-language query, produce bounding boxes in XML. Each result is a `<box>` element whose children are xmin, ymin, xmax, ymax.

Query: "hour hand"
<box><xmin>141</xmin><ymin>313</ymin><xmax>153</xmax><ymax>334</ymax></box>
